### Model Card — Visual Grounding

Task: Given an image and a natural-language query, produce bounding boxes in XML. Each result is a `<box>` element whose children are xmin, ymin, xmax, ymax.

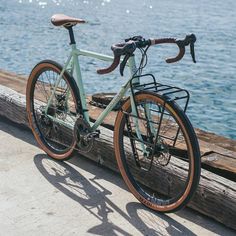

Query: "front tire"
<box><xmin>114</xmin><ymin>91</ymin><xmax>201</xmax><ymax>212</ymax></box>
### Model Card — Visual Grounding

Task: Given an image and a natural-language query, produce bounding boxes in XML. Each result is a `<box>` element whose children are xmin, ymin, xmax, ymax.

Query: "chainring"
<box><xmin>74</xmin><ymin>117</ymin><xmax>94</xmax><ymax>153</ymax></box>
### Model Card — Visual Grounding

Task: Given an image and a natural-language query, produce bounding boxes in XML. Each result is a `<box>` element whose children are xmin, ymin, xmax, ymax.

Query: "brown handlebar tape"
<box><xmin>153</xmin><ymin>38</ymin><xmax>185</xmax><ymax>63</ymax></box>
<box><xmin>97</xmin><ymin>56</ymin><xmax>121</xmax><ymax>75</ymax></box>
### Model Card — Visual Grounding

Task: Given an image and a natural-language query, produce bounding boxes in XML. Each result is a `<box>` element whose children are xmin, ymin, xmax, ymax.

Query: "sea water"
<box><xmin>0</xmin><ymin>0</ymin><xmax>235</xmax><ymax>139</ymax></box>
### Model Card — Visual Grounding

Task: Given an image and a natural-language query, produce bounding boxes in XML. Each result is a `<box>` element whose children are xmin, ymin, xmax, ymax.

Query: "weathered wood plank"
<box><xmin>195</xmin><ymin>128</ymin><xmax>236</xmax><ymax>152</ymax></box>
<box><xmin>0</xmin><ymin>85</ymin><xmax>28</xmax><ymax>125</ymax></box>
<box><xmin>201</xmin><ymin>152</ymin><xmax>236</xmax><ymax>181</ymax></box>
<box><xmin>1</xmin><ymin>69</ymin><xmax>236</xmax><ymax>179</ymax></box>
<box><xmin>0</xmin><ymin>84</ymin><xmax>236</xmax><ymax>230</ymax></box>
<box><xmin>0</xmin><ymin>70</ymin><xmax>27</xmax><ymax>94</ymax></box>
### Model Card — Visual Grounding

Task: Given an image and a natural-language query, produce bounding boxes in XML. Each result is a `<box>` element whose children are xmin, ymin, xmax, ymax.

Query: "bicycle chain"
<box><xmin>89</xmin><ymin>100</ymin><xmax>108</xmax><ymax>109</ymax></box>
<box><xmin>89</xmin><ymin>93</ymin><xmax>127</xmax><ymax>111</ymax></box>
<box><xmin>89</xmin><ymin>99</ymin><xmax>124</xmax><ymax>111</ymax></box>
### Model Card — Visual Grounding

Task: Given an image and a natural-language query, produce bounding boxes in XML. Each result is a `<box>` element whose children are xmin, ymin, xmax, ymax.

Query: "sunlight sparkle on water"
<box><xmin>38</xmin><ymin>1</ymin><xmax>47</xmax><ymax>8</ymax></box>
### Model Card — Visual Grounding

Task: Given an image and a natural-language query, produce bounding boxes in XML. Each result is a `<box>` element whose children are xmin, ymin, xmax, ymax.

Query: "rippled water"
<box><xmin>0</xmin><ymin>0</ymin><xmax>235</xmax><ymax>139</ymax></box>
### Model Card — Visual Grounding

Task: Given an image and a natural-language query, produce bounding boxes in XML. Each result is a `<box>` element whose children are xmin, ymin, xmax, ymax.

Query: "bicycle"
<box><xmin>26</xmin><ymin>14</ymin><xmax>201</xmax><ymax>212</ymax></box>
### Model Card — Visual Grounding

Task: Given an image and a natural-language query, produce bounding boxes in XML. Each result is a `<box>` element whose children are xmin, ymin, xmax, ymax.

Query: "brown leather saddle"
<box><xmin>51</xmin><ymin>14</ymin><xmax>86</xmax><ymax>27</ymax></box>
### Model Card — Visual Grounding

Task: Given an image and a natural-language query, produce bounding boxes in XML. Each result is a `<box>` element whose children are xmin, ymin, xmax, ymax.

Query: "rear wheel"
<box><xmin>26</xmin><ymin>60</ymin><xmax>81</xmax><ymax>160</ymax></box>
<box><xmin>114</xmin><ymin>92</ymin><xmax>201</xmax><ymax>212</ymax></box>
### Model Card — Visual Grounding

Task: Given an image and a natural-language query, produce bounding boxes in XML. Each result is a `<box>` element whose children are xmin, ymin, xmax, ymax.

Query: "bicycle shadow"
<box><xmin>34</xmin><ymin>154</ymin><xmax>195</xmax><ymax>236</ymax></box>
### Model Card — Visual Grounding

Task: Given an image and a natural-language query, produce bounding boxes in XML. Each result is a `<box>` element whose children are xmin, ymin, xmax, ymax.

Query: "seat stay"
<box><xmin>45</xmin><ymin>53</ymin><xmax>73</xmax><ymax>113</ymax></box>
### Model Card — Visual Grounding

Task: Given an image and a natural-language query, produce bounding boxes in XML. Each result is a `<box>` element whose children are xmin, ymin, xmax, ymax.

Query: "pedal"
<box><xmin>88</xmin><ymin>130</ymin><xmax>100</xmax><ymax>139</ymax></box>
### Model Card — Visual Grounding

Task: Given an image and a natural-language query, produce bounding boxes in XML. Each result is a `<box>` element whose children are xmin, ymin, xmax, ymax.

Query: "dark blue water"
<box><xmin>0</xmin><ymin>0</ymin><xmax>235</xmax><ymax>139</ymax></box>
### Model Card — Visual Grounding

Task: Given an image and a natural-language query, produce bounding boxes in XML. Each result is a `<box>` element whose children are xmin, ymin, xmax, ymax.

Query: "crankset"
<box><xmin>73</xmin><ymin>117</ymin><xmax>99</xmax><ymax>153</ymax></box>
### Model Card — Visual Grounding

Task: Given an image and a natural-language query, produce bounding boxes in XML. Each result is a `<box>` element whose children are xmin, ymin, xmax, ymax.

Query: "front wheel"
<box><xmin>26</xmin><ymin>60</ymin><xmax>81</xmax><ymax>160</ymax></box>
<box><xmin>114</xmin><ymin>92</ymin><xmax>201</xmax><ymax>212</ymax></box>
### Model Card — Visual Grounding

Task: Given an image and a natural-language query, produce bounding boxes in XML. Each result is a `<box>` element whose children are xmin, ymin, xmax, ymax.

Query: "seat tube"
<box><xmin>72</xmin><ymin>44</ymin><xmax>89</xmax><ymax>123</ymax></box>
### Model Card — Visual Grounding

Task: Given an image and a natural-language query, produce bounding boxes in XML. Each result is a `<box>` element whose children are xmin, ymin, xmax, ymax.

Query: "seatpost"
<box><xmin>67</xmin><ymin>26</ymin><xmax>76</xmax><ymax>44</ymax></box>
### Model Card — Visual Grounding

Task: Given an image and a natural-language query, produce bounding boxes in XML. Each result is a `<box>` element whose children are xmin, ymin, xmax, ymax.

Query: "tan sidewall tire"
<box><xmin>114</xmin><ymin>92</ymin><xmax>199</xmax><ymax>212</ymax></box>
<box><xmin>26</xmin><ymin>61</ymin><xmax>77</xmax><ymax>160</ymax></box>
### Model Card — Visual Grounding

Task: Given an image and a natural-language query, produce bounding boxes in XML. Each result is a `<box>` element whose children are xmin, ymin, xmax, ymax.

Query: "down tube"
<box><xmin>91</xmin><ymin>82</ymin><xmax>130</xmax><ymax>131</ymax></box>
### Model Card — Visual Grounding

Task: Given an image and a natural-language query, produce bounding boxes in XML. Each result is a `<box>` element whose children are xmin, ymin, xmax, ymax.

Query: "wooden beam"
<box><xmin>1</xmin><ymin>69</ymin><xmax>236</xmax><ymax>179</ymax></box>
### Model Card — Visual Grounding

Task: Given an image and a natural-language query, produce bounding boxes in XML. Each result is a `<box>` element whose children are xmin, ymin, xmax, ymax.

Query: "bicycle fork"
<box><xmin>128</xmin><ymin>57</ymin><xmax>164</xmax><ymax>168</ymax></box>
<box><xmin>128</xmin><ymin>57</ymin><xmax>155</xmax><ymax>159</ymax></box>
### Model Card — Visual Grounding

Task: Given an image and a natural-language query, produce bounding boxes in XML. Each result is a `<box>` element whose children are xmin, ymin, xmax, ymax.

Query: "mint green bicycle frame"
<box><xmin>45</xmin><ymin>43</ymin><xmax>151</xmax><ymax>154</ymax></box>
<box><xmin>46</xmin><ymin>43</ymin><xmax>140</xmax><ymax>128</ymax></box>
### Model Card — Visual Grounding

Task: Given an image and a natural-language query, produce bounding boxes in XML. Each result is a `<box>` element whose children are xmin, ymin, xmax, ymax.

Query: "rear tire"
<box><xmin>114</xmin><ymin>91</ymin><xmax>201</xmax><ymax>212</ymax></box>
<box><xmin>26</xmin><ymin>60</ymin><xmax>81</xmax><ymax>160</ymax></box>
